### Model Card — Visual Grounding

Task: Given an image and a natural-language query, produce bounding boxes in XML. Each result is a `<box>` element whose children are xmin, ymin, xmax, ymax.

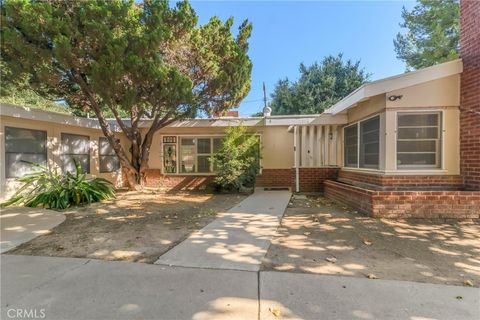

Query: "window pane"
<box><xmin>397</xmin><ymin>153</ymin><xmax>436</xmax><ymax>166</ymax></box>
<box><xmin>99</xmin><ymin>155</ymin><xmax>120</xmax><ymax>173</ymax></box>
<box><xmin>197</xmin><ymin>138</ymin><xmax>211</xmax><ymax>154</ymax></box>
<box><xmin>99</xmin><ymin>137</ymin><xmax>116</xmax><ymax>156</ymax></box>
<box><xmin>344</xmin><ymin>124</ymin><xmax>358</xmax><ymax>167</ymax></box>
<box><xmin>397</xmin><ymin>112</ymin><xmax>441</xmax><ymax>168</ymax></box>
<box><xmin>61</xmin><ymin>154</ymin><xmax>90</xmax><ymax>173</ymax></box>
<box><xmin>62</xmin><ymin>133</ymin><xmax>89</xmax><ymax>155</ymax></box>
<box><xmin>197</xmin><ymin>155</ymin><xmax>211</xmax><ymax>173</ymax></box>
<box><xmin>360</xmin><ymin>116</ymin><xmax>379</xmax><ymax>169</ymax></box>
<box><xmin>5</xmin><ymin>127</ymin><xmax>47</xmax><ymax>154</ymax></box>
<box><xmin>5</xmin><ymin>127</ymin><xmax>48</xmax><ymax>178</ymax></box>
<box><xmin>6</xmin><ymin>153</ymin><xmax>47</xmax><ymax>178</ymax></box>
<box><xmin>397</xmin><ymin>140</ymin><xmax>436</xmax><ymax>153</ymax></box>
<box><xmin>398</xmin><ymin>127</ymin><xmax>438</xmax><ymax>139</ymax></box>
<box><xmin>213</xmin><ymin>138</ymin><xmax>223</xmax><ymax>153</ymax></box>
<box><xmin>163</xmin><ymin>144</ymin><xmax>177</xmax><ymax>173</ymax></box>
<box><xmin>398</xmin><ymin>114</ymin><xmax>438</xmax><ymax>127</ymax></box>
<box><xmin>61</xmin><ymin>133</ymin><xmax>90</xmax><ymax>173</ymax></box>
<box><xmin>180</xmin><ymin>139</ymin><xmax>196</xmax><ymax>173</ymax></box>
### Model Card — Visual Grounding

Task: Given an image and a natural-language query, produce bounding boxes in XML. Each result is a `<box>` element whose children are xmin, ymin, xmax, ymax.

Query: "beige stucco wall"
<box><xmin>347</xmin><ymin>94</ymin><xmax>386</xmax><ymax>123</ymax></box>
<box><xmin>0</xmin><ymin>116</ymin><xmax>126</xmax><ymax>197</ymax></box>
<box><xmin>149</xmin><ymin>125</ymin><xmax>295</xmax><ymax>172</ymax></box>
<box><xmin>341</xmin><ymin>74</ymin><xmax>461</xmax><ymax>175</ymax></box>
<box><xmin>386</xmin><ymin>75</ymin><xmax>460</xmax><ymax>109</ymax></box>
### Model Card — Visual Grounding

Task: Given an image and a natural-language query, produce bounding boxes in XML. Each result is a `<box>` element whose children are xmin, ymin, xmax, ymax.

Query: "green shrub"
<box><xmin>211</xmin><ymin>124</ymin><xmax>261</xmax><ymax>191</ymax></box>
<box><xmin>1</xmin><ymin>161</ymin><xmax>115</xmax><ymax>210</ymax></box>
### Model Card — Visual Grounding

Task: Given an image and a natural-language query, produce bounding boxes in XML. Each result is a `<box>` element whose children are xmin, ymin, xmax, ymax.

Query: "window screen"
<box><xmin>397</xmin><ymin>113</ymin><xmax>441</xmax><ymax>168</ymax></box>
<box><xmin>99</xmin><ymin>137</ymin><xmax>120</xmax><ymax>173</ymax></box>
<box><xmin>5</xmin><ymin>127</ymin><xmax>47</xmax><ymax>178</ymax></box>
<box><xmin>61</xmin><ymin>133</ymin><xmax>90</xmax><ymax>173</ymax></box>
<box><xmin>344</xmin><ymin>124</ymin><xmax>358</xmax><ymax>167</ymax></box>
<box><xmin>360</xmin><ymin>116</ymin><xmax>380</xmax><ymax>169</ymax></box>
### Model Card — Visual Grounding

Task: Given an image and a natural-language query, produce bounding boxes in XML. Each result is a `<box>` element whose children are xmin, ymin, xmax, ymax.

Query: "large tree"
<box><xmin>394</xmin><ymin>0</ymin><xmax>459</xmax><ymax>70</ymax></box>
<box><xmin>270</xmin><ymin>54</ymin><xmax>368</xmax><ymax>115</ymax></box>
<box><xmin>1</xmin><ymin>0</ymin><xmax>252</xmax><ymax>190</ymax></box>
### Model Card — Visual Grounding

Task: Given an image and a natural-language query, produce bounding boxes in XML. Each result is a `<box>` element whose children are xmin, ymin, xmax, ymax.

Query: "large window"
<box><xmin>344</xmin><ymin>116</ymin><xmax>380</xmax><ymax>169</ymax></box>
<box><xmin>397</xmin><ymin>112</ymin><xmax>441</xmax><ymax>168</ymax></box>
<box><xmin>360</xmin><ymin>116</ymin><xmax>380</xmax><ymax>169</ymax></box>
<box><xmin>178</xmin><ymin>137</ymin><xmax>223</xmax><ymax>174</ymax></box>
<box><xmin>99</xmin><ymin>137</ymin><xmax>120</xmax><ymax>173</ymax></box>
<box><xmin>61</xmin><ymin>133</ymin><xmax>90</xmax><ymax>173</ymax></box>
<box><xmin>344</xmin><ymin>124</ymin><xmax>358</xmax><ymax>168</ymax></box>
<box><xmin>5</xmin><ymin>127</ymin><xmax>47</xmax><ymax>178</ymax></box>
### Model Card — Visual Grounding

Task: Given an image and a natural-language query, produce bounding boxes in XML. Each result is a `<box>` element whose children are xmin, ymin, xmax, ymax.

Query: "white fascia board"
<box><xmin>0</xmin><ymin>103</ymin><xmax>122</xmax><ymax>132</ymax></box>
<box><xmin>326</xmin><ymin>59</ymin><xmax>463</xmax><ymax>115</ymax></box>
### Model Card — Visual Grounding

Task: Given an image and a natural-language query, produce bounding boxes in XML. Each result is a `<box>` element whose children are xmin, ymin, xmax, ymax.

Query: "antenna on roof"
<box><xmin>262</xmin><ymin>82</ymin><xmax>272</xmax><ymax>117</ymax></box>
<box><xmin>262</xmin><ymin>82</ymin><xmax>267</xmax><ymax>109</ymax></box>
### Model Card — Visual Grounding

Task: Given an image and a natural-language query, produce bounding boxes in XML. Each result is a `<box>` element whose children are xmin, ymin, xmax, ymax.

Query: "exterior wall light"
<box><xmin>388</xmin><ymin>95</ymin><xmax>403</xmax><ymax>101</ymax></box>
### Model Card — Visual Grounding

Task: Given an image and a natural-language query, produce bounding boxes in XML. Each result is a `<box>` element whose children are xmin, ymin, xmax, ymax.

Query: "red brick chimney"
<box><xmin>460</xmin><ymin>0</ymin><xmax>480</xmax><ymax>190</ymax></box>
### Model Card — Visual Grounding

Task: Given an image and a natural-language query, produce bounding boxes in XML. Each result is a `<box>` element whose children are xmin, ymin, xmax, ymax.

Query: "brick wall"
<box><xmin>256</xmin><ymin>167</ymin><xmax>340</xmax><ymax>192</ymax></box>
<box><xmin>324</xmin><ymin>180</ymin><xmax>374</xmax><ymax>215</ymax></box>
<box><xmin>338</xmin><ymin>170</ymin><xmax>464</xmax><ymax>190</ymax></box>
<box><xmin>256</xmin><ymin>169</ymin><xmax>293</xmax><ymax>188</ymax></box>
<box><xmin>460</xmin><ymin>0</ymin><xmax>480</xmax><ymax>190</ymax></box>
<box><xmin>144</xmin><ymin>169</ymin><xmax>214</xmax><ymax>191</ymax></box>
<box><xmin>325</xmin><ymin>180</ymin><xmax>480</xmax><ymax>218</ymax></box>
<box><xmin>297</xmin><ymin>167</ymin><xmax>339</xmax><ymax>192</ymax></box>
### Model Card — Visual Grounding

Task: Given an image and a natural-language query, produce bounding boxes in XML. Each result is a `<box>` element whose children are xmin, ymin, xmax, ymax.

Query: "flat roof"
<box><xmin>0</xmin><ymin>103</ymin><xmax>347</xmax><ymax>130</ymax></box>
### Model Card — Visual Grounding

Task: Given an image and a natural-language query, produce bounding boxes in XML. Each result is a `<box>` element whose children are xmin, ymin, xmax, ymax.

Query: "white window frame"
<box><xmin>395</xmin><ymin>111</ymin><xmax>443</xmax><ymax>170</ymax></box>
<box><xmin>342</xmin><ymin>114</ymin><xmax>380</xmax><ymax>170</ymax></box>
<box><xmin>98</xmin><ymin>137</ymin><xmax>120</xmax><ymax>173</ymax></box>
<box><xmin>60</xmin><ymin>133</ymin><xmax>91</xmax><ymax>174</ymax></box>
<box><xmin>4</xmin><ymin>126</ymin><xmax>48</xmax><ymax>178</ymax></box>
<box><xmin>161</xmin><ymin>134</ymin><xmax>262</xmax><ymax>175</ymax></box>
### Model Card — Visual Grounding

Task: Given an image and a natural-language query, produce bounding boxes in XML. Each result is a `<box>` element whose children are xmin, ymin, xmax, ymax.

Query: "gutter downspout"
<box><xmin>294</xmin><ymin>125</ymin><xmax>299</xmax><ymax>193</ymax></box>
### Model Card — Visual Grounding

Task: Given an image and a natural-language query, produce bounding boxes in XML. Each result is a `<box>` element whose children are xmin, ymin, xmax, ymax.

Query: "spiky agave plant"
<box><xmin>1</xmin><ymin>161</ymin><xmax>115</xmax><ymax>210</ymax></box>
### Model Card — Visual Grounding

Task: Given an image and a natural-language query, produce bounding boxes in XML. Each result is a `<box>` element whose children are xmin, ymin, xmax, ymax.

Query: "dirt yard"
<box><xmin>9</xmin><ymin>191</ymin><xmax>246</xmax><ymax>263</ymax></box>
<box><xmin>262</xmin><ymin>195</ymin><xmax>480</xmax><ymax>287</ymax></box>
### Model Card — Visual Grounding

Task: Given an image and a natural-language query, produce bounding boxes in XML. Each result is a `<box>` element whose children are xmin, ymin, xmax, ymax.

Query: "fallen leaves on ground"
<box><xmin>463</xmin><ymin>280</ymin><xmax>474</xmax><ymax>287</ymax></box>
<box><xmin>363</xmin><ymin>239</ymin><xmax>373</xmax><ymax>246</ymax></box>
<box><xmin>269</xmin><ymin>307</ymin><xmax>281</xmax><ymax>317</ymax></box>
<box><xmin>325</xmin><ymin>257</ymin><xmax>337</xmax><ymax>263</ymax></box>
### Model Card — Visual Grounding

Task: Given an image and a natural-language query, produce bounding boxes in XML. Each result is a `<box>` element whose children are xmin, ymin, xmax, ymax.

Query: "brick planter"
<box><xmin>338</xmin><ymin>170</ymin><xmax>464</xmax><ymax>190</ymax></box>
<box><xmin>325</xmin><ymin>180</ymin><xmax>480</xmax><ymax>219</ymax></box>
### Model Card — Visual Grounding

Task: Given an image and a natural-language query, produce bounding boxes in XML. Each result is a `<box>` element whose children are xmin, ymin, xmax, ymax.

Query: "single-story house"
<box><xmin>1</xmin><ymin>1</ymin><xmax>478</xmax><ymax>218</ymax></box>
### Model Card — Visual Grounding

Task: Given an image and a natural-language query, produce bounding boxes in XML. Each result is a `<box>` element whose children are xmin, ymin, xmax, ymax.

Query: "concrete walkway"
<box><xmin>155</xmin><ymin>189</ymin><xmax>292</xmax><ymax>271</ymax></box>
<box><xmin>0</xmin><ymin>207</ymin><xmax>65</xmax><ymax>253</ymax></box>
<box><xmin>2</xmin><ymin>255</ymin><xmax>479</xmax><ymax>320</ymax></box>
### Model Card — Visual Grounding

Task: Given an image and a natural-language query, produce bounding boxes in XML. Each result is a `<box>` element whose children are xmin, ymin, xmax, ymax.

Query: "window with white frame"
<box><xmin>360</xmin><ymin>116</ymin><xmax>380</xmax><ymax>169</ymax></box>
<box><xmin>99</xmin><ymin>137</ymin><xmax>120</xmax><ymax>173</ymax></box>
<box><xmin>396</xmin><ymin>112</ymin><xmax>441</xmax><ymax>168</ymax></box>
<box><xmin>5</xmin><ymin>127</ymin><xmax>47</xmax><ymax>178</ymax></box>
<box><xmin>179</xmin><ymin>137</ymin><xmax>223</xmax><ymax>174</ymax></box>
<box><xmin>61</xmin><ymin>133</ymin><xmax>90</xmax><ymax>173</ymax></box>
<box><xmin>343</xmin><ymin>116</ymin><xmax>380</xmax><ymax>169</ymax></box>
<box><xmin>344</xmin><ymin>124</ymin><xmax>358</xmax><ymax>168</ymax></box>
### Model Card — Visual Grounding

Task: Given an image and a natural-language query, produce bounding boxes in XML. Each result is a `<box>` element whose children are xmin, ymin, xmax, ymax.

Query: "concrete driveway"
<box><xmin>0</xmin><ymin>207</ymin><xmax>65</xmax><ymax>253</ymax></box>
<box><xmin>2</xmin><ymin>255</ymin><xmax>479</xmax><ymax>320</ymax></box>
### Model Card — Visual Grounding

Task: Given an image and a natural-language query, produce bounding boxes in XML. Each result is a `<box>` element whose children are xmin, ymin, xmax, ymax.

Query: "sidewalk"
<box><xmin>2</xmin><ymin>255</ymin><xmax>479</xmax><ymax>320</ymax></box>
<box><xmin>1</xmin><ymin>207</ymin><xmax>65</xmax><ymax>253</ymax></box>
<box><xmin>155</xmin><ymin>189</ymin><xmax>292</xmax><ymax>271</ymax></box>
